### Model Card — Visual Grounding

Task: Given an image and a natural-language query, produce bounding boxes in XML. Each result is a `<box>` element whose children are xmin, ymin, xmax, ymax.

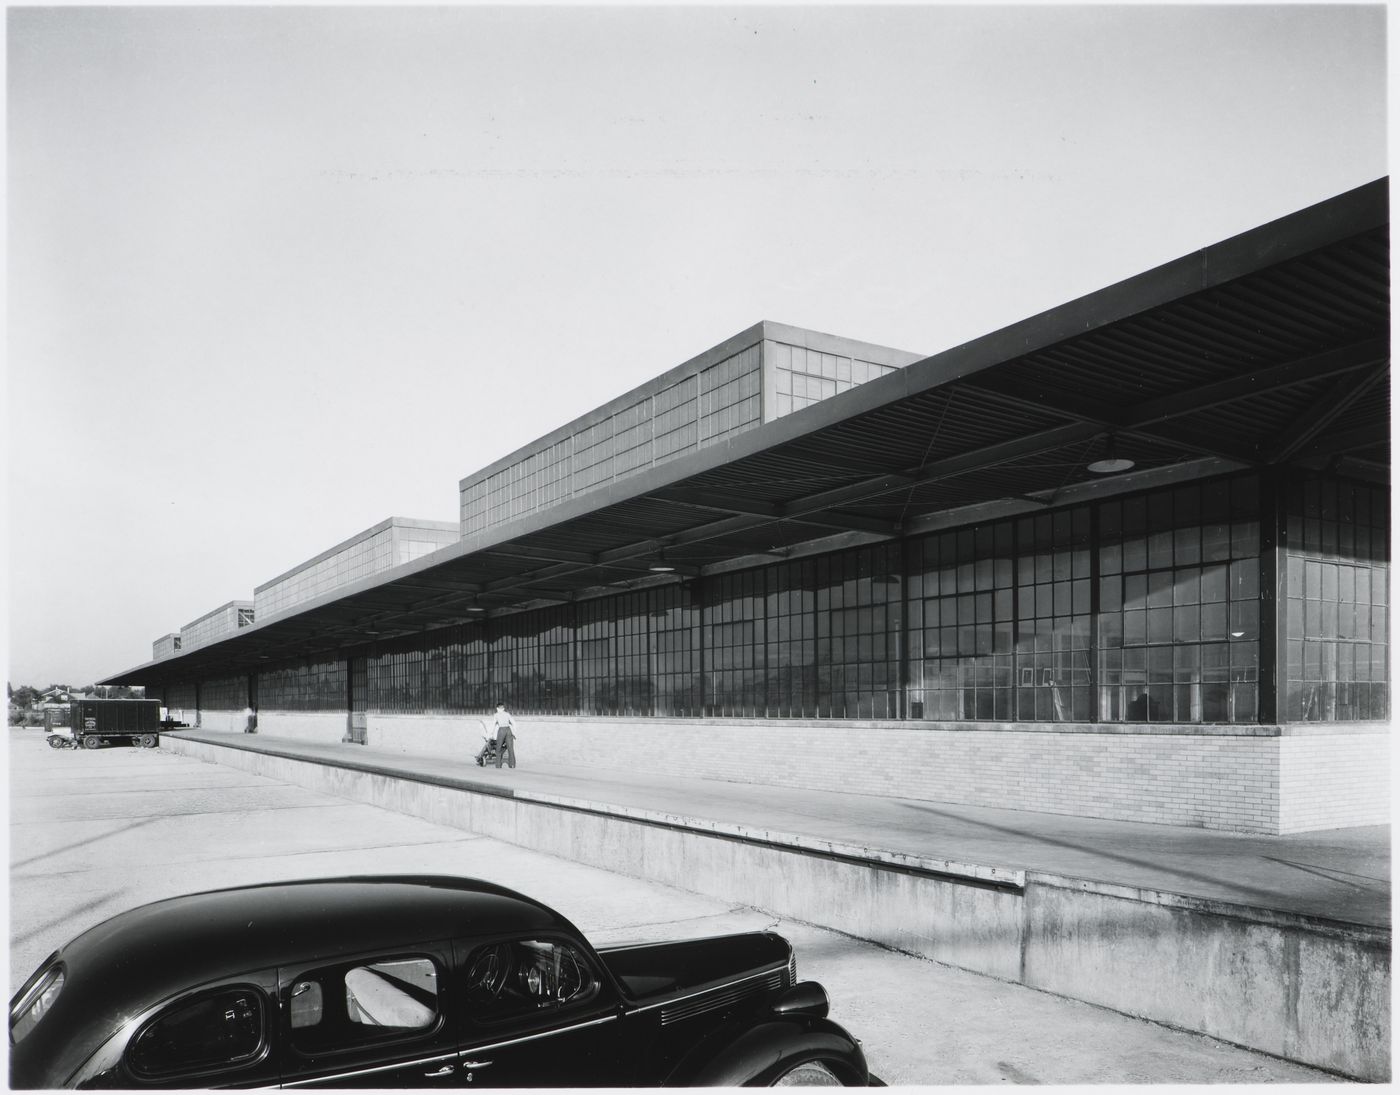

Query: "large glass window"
<box><xmin>462</xmin><ymin>346</ymin><xmax>760</xmax><ymax>538</ymax></box>
<box><xmin>614</xmin><ymin>592</ymin><xmax>655</xmax><ymax>715</ymax></box>
<box><xmin>199</xmin><ymin>675</ymin><xmax>248</xmax><ymax>712</ymax></box>
<box><xmin>1285</xmin><ymin>474</ymin><xmax>1389</xmax><ymax>720</ymax></box>
<box><xmin>258</xmin><ymin>659</ymin><xmax>346</xmax><ymax>712</ymax></box>
<box><xmin>1097</xmin><ymin>478</ymin><xmax>1259</xmax><ymax>722</ymax></box>
<box><xmin>706</xmin><ymin>568</ymin><xmax>765</xmax><ymax>717</ymax></box>
<box><xmin>768</xmin><ymin>340</ymin><xmax>901</xmax><ymax>419</ymax></box>
<box><xmin>578</xmin><ymin>599</ymin><xmax>613</xmax><ymax>715</ymax></box>
<box><xmin>1015</xmin><ymin>509</ymin><xmax>1093</xmax><ymax>721</ymax></box>
<box><xmin>163</xmin><ymin>682</ymin><xmax>197</xmax><ymax>713</ymax></box>
<box><xmin>813</xmin><ymin>544</ymin><xmax>900</xmax><ymax>719</ymax></box>
<box><xmin>908</xmin><ymin>513</ymin><xmax>1088</xmax><ymax>722</ymax></box>
<box><xmin>764</xmin><ymin>560</ymin><xmax>819</xmax><ymax>717</ymax></box>
<box><xmin>653</xmin><ymin>585</ymin><xmax>700</xmax><ymax>717</ymax></box>
<box><xmin>698</xmin><ymin>344</ymin><xmax>761</xmax><ymax>443</ymax></box>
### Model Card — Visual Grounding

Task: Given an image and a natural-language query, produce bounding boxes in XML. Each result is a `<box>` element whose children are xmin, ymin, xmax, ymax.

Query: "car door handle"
<box><xmin>461</xmin><ymin>1060</ymin><xmax>493</xmax><ymax>1069</ymax></box>
<box><xmin>423</xmin><ymin>1065</ymin><xmax>455</xmax><ymax>1078</ymax></box>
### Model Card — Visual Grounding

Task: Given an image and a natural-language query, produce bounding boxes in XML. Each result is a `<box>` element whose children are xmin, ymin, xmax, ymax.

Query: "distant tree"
<box><xmin>70</xmin><ymin>684</ymin><xmax>143</xmax><ymax>700</ymax></box>
<box><xmin>10</xmin><ymin>685</ymin><xmax>41</xmax><ymax>708</ymax></box>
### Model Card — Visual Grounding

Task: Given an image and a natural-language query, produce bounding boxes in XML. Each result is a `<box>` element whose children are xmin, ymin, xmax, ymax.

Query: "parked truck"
<box><xmin>49</xmin><ymin>699</ymin><xmax>164</xmax><ymax>750</ymax></box>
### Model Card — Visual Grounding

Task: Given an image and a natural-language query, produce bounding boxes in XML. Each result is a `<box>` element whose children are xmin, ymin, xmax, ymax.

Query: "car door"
<box><xmin>276</xmin><ymin>944</ymin><xmax>461</xmax><ymax>1088</ymax></box>
<box><xmin>452</xmin><ymin>934</ymin><xmax>634</xmax><ymax>1087</ymax></box>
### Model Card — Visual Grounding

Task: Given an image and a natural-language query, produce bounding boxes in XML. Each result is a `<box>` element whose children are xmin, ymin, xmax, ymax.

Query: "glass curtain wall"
<box><xmin>210</xmin><ymin>471</ymin><xmax>1385</xmax><ymax>725</ymax></box>
<box><xmin>814</xmin><ymin>544</ymin><xmax>902</xmax><ymax>718</ymax></box>
<box><xmin>906</xmin><ymin>509</ymin><xmax>1093</xmax><ymax>721</ymax></box>
<box><xmin>199</xmin><ymin>675</ymin><xmax>248</xmax><ymax>711</ymax></box>
<box><xmin>164</xmin><ymin>682</ymin><xmax>196</xmax><ymax>712</ymax></box>
<box><xmin>577</xmin><ymin>586</ymin><xmax>699</xmax><ymax>716</ymax></box>
<box><xmin>1284</xmin><ymin>473</ymin><xmax>1390</xmax><ymax>719</ymax></box>
<box><xmin>257</xmin><ymin>659</ymin><xmax>347</xmax><ymax>711</ymax></box>
<box><xmin>1097</xmin><ymin>478</ymin><xmax>1261</xmax><ymax>723</ymax></box>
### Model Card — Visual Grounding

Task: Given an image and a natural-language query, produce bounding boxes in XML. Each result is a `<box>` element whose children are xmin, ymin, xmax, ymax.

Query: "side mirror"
<box><xmin>770</xmin><ymin>981</ymin><xmax>829</xmax><ymax>1019</ymax></box>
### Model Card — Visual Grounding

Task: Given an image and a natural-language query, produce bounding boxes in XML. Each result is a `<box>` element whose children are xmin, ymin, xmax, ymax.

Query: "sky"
<box><xmin>6</xmin><ymin>3</ymin><xmax>1388</xmax><ymax>688</ymax></box>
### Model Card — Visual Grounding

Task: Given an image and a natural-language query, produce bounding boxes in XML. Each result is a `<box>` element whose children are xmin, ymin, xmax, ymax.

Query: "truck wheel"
<box><xmin>82</xmin><ymin>735</ymin><xmax>101</xmax><ymax>750</ymax></box>
<box><xmin>139</xmin><ymin>734</ymin><xmax>157</xmax><ymax>748</ymax></box>
<box><xmin>47</xmin><ymin>735</ymin><xmax>65</xmax><ymax>749</ymax></box>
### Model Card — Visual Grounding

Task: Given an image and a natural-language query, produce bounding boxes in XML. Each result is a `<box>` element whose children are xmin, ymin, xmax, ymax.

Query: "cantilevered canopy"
<box><xmin>104</xmin><ymin>179</ymin><xmax>1388</xmax><ymax>686</ymax></box>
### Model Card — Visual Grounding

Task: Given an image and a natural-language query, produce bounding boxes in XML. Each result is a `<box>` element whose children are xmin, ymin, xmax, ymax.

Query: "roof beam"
<box><xmin>313</xmin><ymin>586</ymin><xmax>494</xmax><ymax>637</ymax></box>
<box><xmin>599</xmin><ymin>422</ymin><xmax>1107</xmax><ymax>567</ymax></box>
<box><xmin>1127</xmin><ymin>338</ymin><xmax>1388</xmax><ymax>426</ymax></box>
<box><xmin>477</xmin><ymin>543</ymin><xmax>600</xmax><ymax>566</ymax></box>
<box><xmin>649</xmin><ymin>485</ymin><xmax>903</xmax><ymax>536</ymax></box>
<box><xmin>1284</xmin><ymin>422</ymin><xmax>1392</xmax><ymax>462</ymax></box>
<box><xmin>1261</xmin><ymin>360</ymin><xmax>1390</xmax><ymax>464</ymax></box>
<box><xmin>958</xmin><ymin>337</ymin><xmax>1389</xmax><ymax>442</ymax></box>
<box><xmin>1133</xmin><ymin>423</ymin><xmax>1261</xmax><ymax>463</ymax></box>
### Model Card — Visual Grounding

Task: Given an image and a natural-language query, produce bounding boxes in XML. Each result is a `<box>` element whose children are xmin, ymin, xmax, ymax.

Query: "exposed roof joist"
<box><xmin>1263</xmin><ymin>361</ymin><xmax>1391</xmax><ymax>464</ymax></box>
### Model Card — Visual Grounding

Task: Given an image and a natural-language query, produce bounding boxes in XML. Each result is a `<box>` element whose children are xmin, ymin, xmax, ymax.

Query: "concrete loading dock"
<box><xmin>162</xmin><ymin>729</ymin><xmax>1389</xmax><ymax>1081</ymax></box>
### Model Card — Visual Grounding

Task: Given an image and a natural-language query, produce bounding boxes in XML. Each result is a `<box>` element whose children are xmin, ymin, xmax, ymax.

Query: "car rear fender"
<box><xmin>666</xmin><ymin>1013</ymin><xmax>867</xmax><ymax>1086</ymax></box>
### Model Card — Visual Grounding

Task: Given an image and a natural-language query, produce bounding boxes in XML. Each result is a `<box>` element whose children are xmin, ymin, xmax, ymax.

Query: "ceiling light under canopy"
<box><xmin>1087</xmin><ymin>437</ymin><xmax>1135</xmax><ymax>475</ymax></box>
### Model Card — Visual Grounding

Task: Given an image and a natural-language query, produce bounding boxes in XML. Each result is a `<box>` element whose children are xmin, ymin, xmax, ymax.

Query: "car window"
<box><xmin>126</xmin><ymin>987</ymin><xmax>265</xmax><ymax>1079</ymax></box>
<box><xmin>289</xmin><ymin>979</ymin><xmax>323</xmax><ymax>1028</ymax></box>
<box><xmin>288</xmin><ymin>956</ymin><xmax>440</xmax><ymax>1053</ymax></box>
<box><xmin>463</xmin><ymin>939</ymin><xmax>600</xmax><ymax>1022</ymax></box>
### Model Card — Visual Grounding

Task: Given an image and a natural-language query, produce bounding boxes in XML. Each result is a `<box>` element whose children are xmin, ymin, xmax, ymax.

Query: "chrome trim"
<box><xmin>281</xmin><ymin>1050</ymin><xmax>457</xmax><ymax>1087</ymax></box>
<box><xmin>660</xmin><ymin>970</ymin><xmax>783</xmax><ymax>1026</ymax></box>
<box><xmin>459</xmin><ymin>1011</ymin><xmax>618</xmax><ymax>1054</ymax></box>
<box><xmin>624</xmin><ymin>966</ymin><xmax>786</xmax><ymax>1017</ymax></box>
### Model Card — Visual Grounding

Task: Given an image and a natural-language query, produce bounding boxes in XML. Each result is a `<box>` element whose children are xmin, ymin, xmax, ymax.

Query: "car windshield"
<box><xmin>10</xmin><ymin>966</ymin><xmax>64</xmax><ymax>1045</ymax></box>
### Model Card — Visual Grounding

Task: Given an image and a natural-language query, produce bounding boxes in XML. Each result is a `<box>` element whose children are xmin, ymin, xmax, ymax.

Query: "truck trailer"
<box><xmin>56</xmin><ymin>698</ymin><xmax>164</xmax><ymax>750</ymax></box>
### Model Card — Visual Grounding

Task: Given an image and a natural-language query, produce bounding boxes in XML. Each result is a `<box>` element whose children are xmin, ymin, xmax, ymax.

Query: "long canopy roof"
<box><xmin>104</xmin><ymin>179</ymin><xmax>1389</xmax><ymax>686</ymax></box>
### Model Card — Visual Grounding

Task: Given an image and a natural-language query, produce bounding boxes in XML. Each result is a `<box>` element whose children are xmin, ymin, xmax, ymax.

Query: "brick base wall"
<box><xmin>517</xmin><ymin>719</ymin><xmax>1297</xmax><ymax>831</ymax></box>
<box><xmin>256</xmin><ymin>711</ymin><xmax>350</xmax><ymax>742</ymax></box>
<box><xmin>294</xmin><ymin>713</ymin><xmax>1388</xmax><ymax>835</ymax></box>
<box><xmin>369</xmin><ymin>714</ymin><xmax>490</xmax><ymax>758</ymax></box>
<box><xmin>1279</xmin><ymin>728</ymin><xmax>1392</xmax><ymax>834</ymax></box>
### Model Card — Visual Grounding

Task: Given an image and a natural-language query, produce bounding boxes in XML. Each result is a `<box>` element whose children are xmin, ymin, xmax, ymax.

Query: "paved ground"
<box><xmin>183</xmin><ymin>728</ymin><xmax>1390</xmax><ymax>927</ymax></box>
<box><xmin>9</xmin><ymin>729</ymin><xmax>1337</xmax><ymax>1084</ymax></box>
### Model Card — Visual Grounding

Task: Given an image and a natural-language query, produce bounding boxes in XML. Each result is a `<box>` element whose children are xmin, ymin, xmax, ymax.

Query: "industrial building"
<box><xmin>102</xmin><ymin>180</ymin><xmax>1390</xmax><ymax>836</ymax></box>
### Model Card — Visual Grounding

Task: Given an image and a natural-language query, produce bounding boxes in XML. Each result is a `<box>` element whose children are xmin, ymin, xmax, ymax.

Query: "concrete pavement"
<box><xmin>9</xmin><ymin>729</ymin><xmax>1340</xmax><ymax>1084</ymax></box>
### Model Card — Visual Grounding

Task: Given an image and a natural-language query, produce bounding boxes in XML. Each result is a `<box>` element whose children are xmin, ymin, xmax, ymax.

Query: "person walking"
<box><xmin>489</xmin><ymin>702</ymin><xmax>516</xmax><ymax>769</ymax></box>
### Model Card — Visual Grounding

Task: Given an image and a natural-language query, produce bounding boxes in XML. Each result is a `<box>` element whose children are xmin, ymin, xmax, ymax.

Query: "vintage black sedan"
<box><xmin>9</xmin><ymin>876</ymin><xmax>868</xmax><ymax>1088</ymax></box>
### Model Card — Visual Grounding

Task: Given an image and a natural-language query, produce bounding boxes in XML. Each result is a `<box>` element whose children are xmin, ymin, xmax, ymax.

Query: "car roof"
<box><xmin>12</xmin><ymin>876</ymin><xmax>573</xmax><ymax>1087</ymax></box>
